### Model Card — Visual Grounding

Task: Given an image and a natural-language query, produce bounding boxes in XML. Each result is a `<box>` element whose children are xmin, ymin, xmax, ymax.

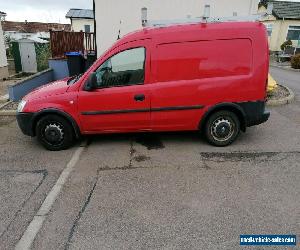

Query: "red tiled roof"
<box><xmin>2</xmin><ymin>21</ymin><xmax>71</xmax><ymax>33</ymax></box>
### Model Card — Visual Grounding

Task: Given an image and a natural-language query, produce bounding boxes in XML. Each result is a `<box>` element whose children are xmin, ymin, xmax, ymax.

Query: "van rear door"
<box><xmin>150</xmin><ymin>38</ymin><xmax>252</xmax><ymax>131</ymax></box>
<box><xmin>150</xmin><ymin>41</ymin><xmax>207</xmax><ymax>131</ymax></box>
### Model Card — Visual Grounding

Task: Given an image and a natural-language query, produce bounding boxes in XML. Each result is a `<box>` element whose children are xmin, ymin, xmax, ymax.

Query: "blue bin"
<box><xmin>65</xmin><ymin>52</ymin><xmax>84</xmax><ymax>76</ymax></box>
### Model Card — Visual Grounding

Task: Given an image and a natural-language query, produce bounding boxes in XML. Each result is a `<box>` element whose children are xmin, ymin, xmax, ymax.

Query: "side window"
<box><xmin>84</xmin><ymin>25</ymin><xmax>91</xmax><ymax>33</ymax></box>
<box><xmin>95</xmin><ymin>47</ymin><xmax>145</xmax><ymax>88</ymax></box>
<box><xmin>264</xmin><ymin>23</ymin><xmax>273</xmax><ymax>37</ymax></box>
<box><xmin>286</xmin><ymin>26</ymin><xmax>300</xmax><ymax>40</ymax></box>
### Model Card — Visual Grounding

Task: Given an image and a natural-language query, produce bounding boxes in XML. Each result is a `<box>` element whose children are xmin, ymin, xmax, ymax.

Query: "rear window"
<box><xmin>156</xmin><ymin>39</ymin><xmax>252</xmax><ymax>82</ymax></box>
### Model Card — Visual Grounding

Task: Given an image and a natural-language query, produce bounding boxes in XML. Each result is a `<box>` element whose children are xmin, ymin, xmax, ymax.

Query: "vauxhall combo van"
<box><xmin>17</xmin><ymin>22</ymin><xmax>270</xmax><ymax>150</ymax></box>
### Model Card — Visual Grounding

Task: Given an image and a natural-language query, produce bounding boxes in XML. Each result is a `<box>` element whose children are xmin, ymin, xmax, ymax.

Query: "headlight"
<box><xmin>17</xmin><ymin>100</ymin><xmax>27</xmax><ymax>113</ymax></box>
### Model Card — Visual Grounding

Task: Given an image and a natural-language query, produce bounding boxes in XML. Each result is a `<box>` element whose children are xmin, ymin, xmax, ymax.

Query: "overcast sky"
<box><xmin>1</xmin><ymin>0</ymin><xmax>300</xmax><ymax>24</ymax></box>
<box><xmin>1</xmin><ymin>0</ymin><xmax>92</xmax><ymax>24</ymax></box>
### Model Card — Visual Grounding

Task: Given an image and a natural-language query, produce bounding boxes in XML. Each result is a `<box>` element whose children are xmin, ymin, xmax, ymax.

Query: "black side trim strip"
<box><xmin>151</xmin><ymin>105</ymin><xmax>204</xmax><ymax>112</ymax></box>
<box><xmin>81</xmin><ymin>105</ymin><xmax>204</xmax><ymax>116</ymax></box>
<box><xmin>82</xmin><ymin>109</ymin><xmax>149</xmax><ymax>115</ymax></box>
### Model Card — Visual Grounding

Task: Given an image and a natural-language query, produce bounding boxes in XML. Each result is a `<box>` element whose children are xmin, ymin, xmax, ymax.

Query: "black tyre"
<box><xmin>36</xmin><ymin>114</ymin><xmax>75</xmax><ymax>151</ymax></box>
<box><xmin>205</xmin><ymin>111</ymin><xmax>240</xmax><ymax>147</ymax></box>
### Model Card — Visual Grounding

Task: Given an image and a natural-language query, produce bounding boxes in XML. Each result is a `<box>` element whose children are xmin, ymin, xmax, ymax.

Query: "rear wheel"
<box><xmin>36</xmin><ymin>114</ymin><xmax>74</xmax><ymax>151</ymax></box>
<box><xmin>205</xmin><ymin>111</ymin><xmax>240</xmax><ymax>147</ymax></box>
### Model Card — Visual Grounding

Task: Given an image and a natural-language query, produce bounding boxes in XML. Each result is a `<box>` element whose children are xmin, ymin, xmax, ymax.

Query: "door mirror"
<box><xmin>85</xmin><ymin>72</ymin><xmax>97</xmax><ymax>91</ymax></box>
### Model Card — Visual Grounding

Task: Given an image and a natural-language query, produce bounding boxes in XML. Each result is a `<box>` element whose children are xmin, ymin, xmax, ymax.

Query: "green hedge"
<box><xmin>35</xmin><ymin>43</ymin><xmax>51</xmax><ymax>72</ymax></box>
<box><xmin>291</xmin><ymin>54</ymin><xmax>300</xmax><ymax>69</ymax></box>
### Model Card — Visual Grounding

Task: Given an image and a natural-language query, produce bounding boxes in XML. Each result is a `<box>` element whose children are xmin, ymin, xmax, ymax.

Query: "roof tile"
<box><xmin>66</xmin><ymin>9</ymin><xmax>94</xmax><ymax>19</ymax></box>
<box><xmin>261</xmin><ymin>0</ymin><xmax>300</xmax><ymax>19</ymax></box>
<box><xmin>2</xmin><ymin>21</ymin><xmax>71</xmax><ymax>33</ymax></box>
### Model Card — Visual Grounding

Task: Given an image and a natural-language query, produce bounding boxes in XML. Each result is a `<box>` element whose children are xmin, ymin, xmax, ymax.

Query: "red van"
<box><xmin>17</xmin><ymin>21</ymin><xmax>270</xmax><ymax>150</ymax></box>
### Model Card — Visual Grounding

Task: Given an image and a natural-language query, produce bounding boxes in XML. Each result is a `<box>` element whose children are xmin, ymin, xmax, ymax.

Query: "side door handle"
<box><xmin>134</xmin><ymin>94</ymin><xmax>145</xmax><ymax>102</ymax></box>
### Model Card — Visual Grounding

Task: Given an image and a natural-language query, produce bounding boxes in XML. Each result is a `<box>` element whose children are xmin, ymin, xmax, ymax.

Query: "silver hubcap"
<box><xmin>211</xmin><ymin>117</ymin><xmax>235</xmax><ymax>142</ymax></box>
<box><xmin>44</xmin><ymin>123</ymin><xmax>64</xmax><ymax>145</ymax></box>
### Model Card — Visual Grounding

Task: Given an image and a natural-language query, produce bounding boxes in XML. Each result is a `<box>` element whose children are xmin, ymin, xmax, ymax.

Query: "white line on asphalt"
<box><xmin>15</xmin><ymin>145</ymin><xmax>85</xmax><ymax>250</ymax></box>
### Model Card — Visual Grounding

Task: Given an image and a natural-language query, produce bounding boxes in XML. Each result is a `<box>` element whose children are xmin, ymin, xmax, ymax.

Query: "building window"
<box><xmin>264</xmin><ymin>23</ymin><xmax>273</xmax><ymax>36</ymax></box>
<box><xmin>286</xmin><ymin>26</ymin><xmax>300</xmax><ymax>40</ymax></box>
<box><xmin>84</xmin><ymin>25</ymin><xmax>91</xmax><ymax>33</ymax></box>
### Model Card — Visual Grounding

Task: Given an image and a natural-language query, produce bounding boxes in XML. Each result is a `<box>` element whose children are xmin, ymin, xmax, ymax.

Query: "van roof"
<box><xmin>114</xmin><ymin>21</ymin><xmax>265</xmax><ymax>47</ymax></box>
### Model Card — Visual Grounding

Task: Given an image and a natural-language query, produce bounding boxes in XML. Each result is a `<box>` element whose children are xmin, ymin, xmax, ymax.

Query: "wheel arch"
<box><xmin>199</xmin><ymin>103</ymin><xmax>246</xmax><ymax>132</ymax></box>
<box><xmin>32</xmin><ymin>109</ymin><xmax>81</xmax><ymax>138</ymax></box>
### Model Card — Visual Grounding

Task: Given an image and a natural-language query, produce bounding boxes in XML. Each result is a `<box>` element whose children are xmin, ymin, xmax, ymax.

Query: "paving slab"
<box><xmin>0</xmin><ymin>170</ymin><xmax>46</xmax><ymax>237</ymax></box>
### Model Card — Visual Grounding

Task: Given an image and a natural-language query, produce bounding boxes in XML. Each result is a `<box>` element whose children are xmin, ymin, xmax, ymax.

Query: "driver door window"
<box><xmin>95</xmin><ymin>47</ymin><xmax>145</xmax><ymax>88</ymax></box>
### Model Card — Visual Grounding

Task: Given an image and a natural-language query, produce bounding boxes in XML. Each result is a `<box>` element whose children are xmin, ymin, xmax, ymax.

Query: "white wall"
<box><xmin>95</xmin><ymin>0</ymin><xmax>259</xmax><ymax>56</ymax></box>
<box><xmin>71</xmin><ymin>19</ymin><xmax>94</xmax><ymax>32</ymax></box>
<box><xmin>0</xmin><ymin>21</ymin><xmax>8</xmax><ymax>68</ymax></box>
<box><xmin>5</xmin><ymin>31</ymin><xmax>49</xmax><ymax>41</ymax></box>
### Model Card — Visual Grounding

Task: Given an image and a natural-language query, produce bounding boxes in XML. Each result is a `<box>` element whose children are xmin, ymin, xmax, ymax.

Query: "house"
<box><xmin>259</xmin><ymin>0</ymin><xmax>300</xmax><ymax>51</ymax></box>
<box><xmin>94</xmin><ymin>0</ymin><xmax>260</xmax><ymax>55</ymax></box>
<box><xmin>2</xmin><ymin>20</ymin><xmax>70</xmax><ymax>74</ymax></box>
<box><xmin>0</xmin><ymin>11</ymin><xmax>6</xmax><ymax>21</ymax></box>
<box><xmin>2</xmin><ymin>20</ymin><xmax>71</xmax><ymax>42</ymax></box>
<box><xmin>0</xmin><ymin>11</ymin><xmax>9</xmax><ymax>79</ymax></box>
<box><xmin>66</xmin><ymin>9</ymin><xmax>94</xmax><ymax>33</ymax></box>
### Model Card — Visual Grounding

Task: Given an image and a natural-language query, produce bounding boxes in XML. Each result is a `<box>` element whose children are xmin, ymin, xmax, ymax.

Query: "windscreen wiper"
<box><xmin>67</xmin><ymin>74</ymin><xmax>83</xmax><ymax>85</ymax></box>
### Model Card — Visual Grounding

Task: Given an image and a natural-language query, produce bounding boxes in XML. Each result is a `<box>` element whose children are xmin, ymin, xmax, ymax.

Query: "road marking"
<box><xmin>15</xmin><ymin>145</ymin><xmax>85</xmax><ymax>250</ymax></box>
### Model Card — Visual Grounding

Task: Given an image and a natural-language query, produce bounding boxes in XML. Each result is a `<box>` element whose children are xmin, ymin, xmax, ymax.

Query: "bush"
<box><xmin>280</xmin><ymin>40</ymin><xmax>292</xmax><ymax>51</ymax></box>
<box><xmin>35</xmin><ymin>43</ymin><xmax>51</xmax><ymax>72</ymax></box>
<box><xmin>291</xmin><ymin>54</ymin><xmax>300</xmax><ymax>69</ymax></box>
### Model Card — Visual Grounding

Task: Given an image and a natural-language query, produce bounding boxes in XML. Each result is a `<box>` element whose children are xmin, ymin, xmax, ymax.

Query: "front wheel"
<box><xmin>205</xmin><ymin>111</ymin><xmax>240</xmax><ymax>147</ymax></box>
<box><xmin>36</xmin><ymin>114</ymin><xmax>75</xmax><ymax>151</ymax></box>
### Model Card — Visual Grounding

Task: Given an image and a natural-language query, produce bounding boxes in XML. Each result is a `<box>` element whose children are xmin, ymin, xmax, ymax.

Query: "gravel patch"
<box><xmin>0</xmin><ymin>102</ymin><xmax>19</xmax><ymax>111</ymax></box>
<box><xmin>267</xmin><ymin>85</ymin><xmax>290</xmax><ymax>101</ymax></box>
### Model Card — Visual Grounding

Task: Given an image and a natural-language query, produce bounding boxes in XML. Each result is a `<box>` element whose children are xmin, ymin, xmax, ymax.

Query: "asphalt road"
<box><xmin>0</xmin><ymin>66</ymin><xmax>299</xmax><ymax>250</ymax></box>
<box><xmin>270</xmin><ymin>66</ymin><xmax>300</xmax><ymax>125</ymax></box>
<box><xmin>270</xmin><ymin>66</ymin><xmax>300</xmax><ymax>95</ymax></box>
<box><xmin>0</xmin><ymin>120</ymin><xmax>77</xmax><ymax>249</ymax></box>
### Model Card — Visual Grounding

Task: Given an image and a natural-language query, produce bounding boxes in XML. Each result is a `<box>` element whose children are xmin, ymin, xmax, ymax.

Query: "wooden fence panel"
<box><xmin>85</xmin><ymin>32</ymin><xmax>96</xmax><ymax>53</ymax></box>
<box><xmin>50</xmin><ymin>30</ymin><xmax>95</xmax><ymax>58</ymax></box>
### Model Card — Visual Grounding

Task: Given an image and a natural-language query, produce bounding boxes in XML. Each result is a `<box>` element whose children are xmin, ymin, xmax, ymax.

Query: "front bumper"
<box><xmin>16</xmin><ymin>112</ymin><xmax>35</xmax><ymax>136</ymax></box>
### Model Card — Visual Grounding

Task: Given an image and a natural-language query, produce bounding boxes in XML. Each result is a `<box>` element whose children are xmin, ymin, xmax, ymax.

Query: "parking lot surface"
<box><xmin>0</xmin><ymin>66</ymin><xmax>299</xmax><ymax>249</ymax></box>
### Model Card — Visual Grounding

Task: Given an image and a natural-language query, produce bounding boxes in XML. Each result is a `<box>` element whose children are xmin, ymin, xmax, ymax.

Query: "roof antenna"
<box><xmin>266</xmin><ymin>2</ymin><xmax>273</xmax><ymax>15</ymax></box>
<box><xmin>117</xmin><ymin>20</ymin><xmax>121</xmax><ymax>39</ymax></box>
<box><xmin>141</xmin><ymin>7</ymin><xmax>148</xmax><ymax>27</ymax></box>
<box><xmin>202</xmin><ymin>4</ymin><xmax>210</xmax><ymax>22</ymax></box>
